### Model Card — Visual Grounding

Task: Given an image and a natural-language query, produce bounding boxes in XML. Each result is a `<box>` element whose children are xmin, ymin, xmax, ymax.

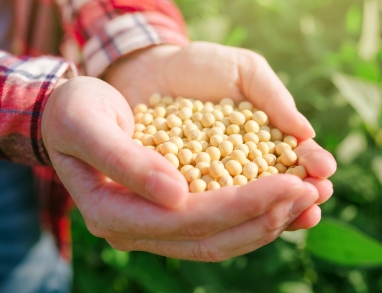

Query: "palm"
<box><xmin>105</xmin><ymin>42</ymin><xmax>336</xmax><ymax>207</ymax></box>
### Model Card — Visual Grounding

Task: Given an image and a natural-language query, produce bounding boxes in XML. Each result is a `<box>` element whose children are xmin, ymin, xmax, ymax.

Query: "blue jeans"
<box><xmin>0</xmin><ymin>232</ymin><xmax>72</xmax><ymax>293</ymax></box>
<box><xmin>0</xmin><ymin>161</ymin><xmax>72</xmax><ymax>293</ymax></box>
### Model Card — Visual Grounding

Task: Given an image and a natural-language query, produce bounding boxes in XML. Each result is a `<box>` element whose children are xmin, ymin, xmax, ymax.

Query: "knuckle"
<box><xmin>263</xmin><ymin>210</ymin><xmax>285</xmax><ymax>234</ymax></box>
<box><xmin>191</xmin><ymin>241</ymin><xmax>228</xmax><ymax>262</ymax></box>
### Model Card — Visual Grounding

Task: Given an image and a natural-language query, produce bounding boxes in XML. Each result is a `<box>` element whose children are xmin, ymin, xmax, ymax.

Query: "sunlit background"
<box><xmin>71</xmin><ymin>1</ymin><xmax>382</xmax><ymax>292</ymax></box>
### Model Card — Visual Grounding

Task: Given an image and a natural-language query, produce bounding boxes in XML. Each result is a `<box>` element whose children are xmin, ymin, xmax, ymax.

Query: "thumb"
<box><xmin>237</xmin><ymin>50</ymin><xmax>315</xmax><ymax>141</ymax></box>
<box><xmin>43</xmin><ymin>77</ymin><xmax>188</xmax><ymax>209</ymax></box>
<box><xmin>80</xmin><ymin>130</ymin><xmax>189</xmax><ymax>209</ymax></box>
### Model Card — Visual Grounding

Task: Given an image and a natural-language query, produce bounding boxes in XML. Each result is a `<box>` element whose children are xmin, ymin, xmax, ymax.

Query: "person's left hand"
<box><xmin>104</xmin><ymin>42</ymin><xmax>336</xmax><ymax>232</ymax></box>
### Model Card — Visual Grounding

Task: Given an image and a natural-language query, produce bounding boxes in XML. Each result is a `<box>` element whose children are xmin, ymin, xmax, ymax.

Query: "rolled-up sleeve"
<box><xmin>0</xmin><ymin>51</ymin><xmax>73</xmax><ymax>165</ymax></box>
<box><xmin>57</xmin><ymin>0</ymin><xmax>189</xmax><ymax>77</ymax></box>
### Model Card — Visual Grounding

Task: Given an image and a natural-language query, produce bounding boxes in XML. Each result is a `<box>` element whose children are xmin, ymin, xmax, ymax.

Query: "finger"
<box><xmin>294</xmin><ymin>139</ymin><xmax>337</xmax><ymax>179</ymax></box>
<box><xmin>304</xmin><ymin>177</ymin><xmax>333</xmax><ymax>205</ymax></box>
<box><xmin>237</xmin><ymin>49</ymin><xmax>315</xmax><ymax>141</ymax></box>
<box><xmin>91</xmin><ymin>175</ymin><xmax>314</xmax><ymax>241</ymax></box>
<box><xmin>285</xmin><ymin>205</ymin><xmax>321</xmax><ymax>231</ymax></box>
<box><xmin>107</xmin><ymin>185</ymin><xmax>318</xmax><ymax>261</ymax></box>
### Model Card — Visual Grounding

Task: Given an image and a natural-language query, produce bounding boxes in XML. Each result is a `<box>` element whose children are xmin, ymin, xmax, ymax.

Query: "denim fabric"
<box><xmin>0</xmin><ymin>160</ymin><xmax>40</xmax><ymax>284</ymax></box>
<box><xmin>0</xmin><ymin>232</ymin><xmax>72</xmax><ymax>293</ymax></box>
<box><xmin>0</xmin><ymin>0</ymin><xmax>12</xmax><ymax>51</ymax></box>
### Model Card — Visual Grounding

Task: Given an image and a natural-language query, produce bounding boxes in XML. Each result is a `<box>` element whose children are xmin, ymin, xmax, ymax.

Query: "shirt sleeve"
<box><xmin>57</xmin><ymin>0</ymin><xmax>190</xmax><ymax>77</ymax></box>
<box><xmin>0</xmin><ymin>50</ymin><xmax>74</xmax><ymax>165</ymax></box>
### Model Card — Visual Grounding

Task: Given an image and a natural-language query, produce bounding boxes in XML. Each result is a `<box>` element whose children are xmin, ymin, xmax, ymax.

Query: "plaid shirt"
<box><xmin>0</xmin><ymin>0</ymin><xmax>188</xmax><ymax>259</ymax></box>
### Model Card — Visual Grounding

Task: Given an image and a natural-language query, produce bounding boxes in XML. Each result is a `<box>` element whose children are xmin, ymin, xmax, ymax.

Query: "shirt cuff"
<box><xmin>83</xmin><ymin>11</ymin><xmax>189</xmax><ymax>77</ymax></box>
<box><xmin>0</xmin><ymin>51</ymin><xmax>75</xmax><ymax>165</ymax></box>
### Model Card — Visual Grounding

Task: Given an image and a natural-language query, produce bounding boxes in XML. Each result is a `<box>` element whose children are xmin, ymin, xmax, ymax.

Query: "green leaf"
<box><xmin>306</xmin><ymin>218</ymin><xmax>382</xmax><ymax>266</ymax></box>
<box><xmin>346</xmin><ymin>6</ymin><xmax>361</xmax><ymax>36</ymax></box>
<box><xmin>332</xmin><ymin>73</ymin><xmax>382</xmax><ymax>129</ymax></box>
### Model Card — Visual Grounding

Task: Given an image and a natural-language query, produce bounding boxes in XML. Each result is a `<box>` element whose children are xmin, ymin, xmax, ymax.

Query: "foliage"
<box><xmin>72</xmin><ymin>0</ymin><xmax>382</xmax><ymax>292</ymax></box>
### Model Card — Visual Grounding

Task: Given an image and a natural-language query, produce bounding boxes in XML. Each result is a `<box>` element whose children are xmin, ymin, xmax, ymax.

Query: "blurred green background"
<box><xmin>71</xmin><ymin>0</ymin><xmax>382</xmax><ymax>292</ymax></box>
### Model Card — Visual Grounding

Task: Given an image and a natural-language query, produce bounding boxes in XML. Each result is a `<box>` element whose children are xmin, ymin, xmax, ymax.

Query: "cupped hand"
<box><xmin>104</xmin><ymin>42</ymin><xmax>337</xmax><ymax>231</ymax></box>
<box><xmin>42</xmin><ymin>76</ymin><xmax>324</xmax><ymax>261</ymax></box>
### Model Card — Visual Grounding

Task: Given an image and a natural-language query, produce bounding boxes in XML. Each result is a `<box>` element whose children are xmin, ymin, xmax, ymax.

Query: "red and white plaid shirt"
<box><xmin>0</xmin><ymin>0</ymin><xmax>189</xmax><ymax>259</ymax></box>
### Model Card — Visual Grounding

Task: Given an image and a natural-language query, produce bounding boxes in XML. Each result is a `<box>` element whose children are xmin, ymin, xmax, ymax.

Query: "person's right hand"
<box><xmin>41</xmin><ymin>76</ymin><xmax>320</xmax><ymax>261</ymax></box>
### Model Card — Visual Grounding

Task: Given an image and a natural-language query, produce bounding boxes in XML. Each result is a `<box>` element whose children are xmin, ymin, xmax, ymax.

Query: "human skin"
<box><xmin>41</xmin><ymin>42</ymin><xmax>336</xmax><ymax>261</ymax></box>
<box><xmin>104</xmin><ymin>42</ymin><xmax>336</xmax><ymax>225</ymax></box>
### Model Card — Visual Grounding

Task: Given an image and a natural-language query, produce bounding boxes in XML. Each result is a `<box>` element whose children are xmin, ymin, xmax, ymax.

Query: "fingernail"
<box><xmin>298</xmin><ymin>112</ymin><xmax>316</xmax><ymax>138</ymax></box>
<box><xmin>145</xmin><ymin>171</ymin><xmax>188</xmax><ymax>209</ymax></box>
<box><xmin>291</xmin><ymin>183</ymin><xmax>319</xmax><ymax>216</ymax></box>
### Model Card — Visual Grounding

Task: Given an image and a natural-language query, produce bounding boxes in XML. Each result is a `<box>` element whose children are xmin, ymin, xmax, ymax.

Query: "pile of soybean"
<box><xmin>132</xmin><ymin>94</ymin><xmax>307</xmax><ymax>193</ymax></box>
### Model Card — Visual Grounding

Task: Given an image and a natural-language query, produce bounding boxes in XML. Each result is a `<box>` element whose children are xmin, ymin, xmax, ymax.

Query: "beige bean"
<box><xmin>266</xmin><ymin>166</ymin><xmax>279</xmax><ymax>174</ymax></box>
<box><xmin>218</xmin><ymin>141</ymin><xmax>234</xmax><ymax>157</ymax></box>
<box><xmin>207</xmin><ymin>181</ymin><xmax>221</xmax><ymax>190</ymax></box>
<box><xmin>206</xmin><ymin>146</ymin><xmax>221</xmax><ymax>161</ymax></box>
<box><xmin>189</xmin><ymin>179</ymin><xmax>207</xmax><ymax>193</ymax></box>
<box><xmin>161</xmin><ymin>141</ymin><xmax>178</xmax><ymax>155</ymax></box>
<box><xmin>234</xmin><ymin>144</ymin><xmax>249</xmax><ymax>156</ymax></box>
<box><xmin>134</xmin><ymin>103</ymin><xmax>148</xmax><ymax>114</ymax></box>
<box><xmin>210</xmin><ymin>135</ymin><xmax>224</xmax><ymax>147</ymax></box>
<box><xmin>209</xmin><ymin>161</ymin><xmax>226</xmax><ymax>179</ymax></box>
<box><xmin>253</xmin><ymin>157</ymin><xmax>268</xmax><ymax>173</ymax></box>
<box><xmin>270</xmin><ymin>128</ymin><xmax>283</xmax><ymax>141</ymax></box>
<box><xmin>164</xmin><ymin>153</ymin><xmax>179</xmax><ymax>168</ymax></box>
<box><xmin>233</xmin><ymin>175</ymin><xmax>248</xmax><ymax>186</ymax></box>
<box><xmin>227</xmin><ymin>134</ymin><xmax>243</xmax><ymax>147</ymax></box>
<box><xmin>226</xmin><ymin>124</ymin><xmax>241</xmax><ymax>135</ymax></box>
<box><xmin>153</xmin><ymin>106</ymin><xmax>166</xmax><ymax>118</ymax></box>
<box><xmin>229</xmin><ymin>111</ymin><xmax>246</xmax><ymax>126</ymax></box>
<box><xmin>201</xmin><ymin>113</ymin><xmax>216</xmax><ymax>128</ymax></box>
<box><xmin>193</xmin><ymin>100</ymin><xmax>204</xmax><ymax>112</ymax></box>
<box><xmin>153</xmin><ymin>130</ymin><xmax>169</xmax><ymax>145</ymax></box>
<box><xmin>225</xmin><ymin>160</ymin><xmax>243</xmax><ymax>176</ymax></box>
<box><xmin>133</xmin><ymin>131</ymin><xmax>145</xmax><ymax>140</ymax></box>
<box><xmin>195</xmin><ymin>162</ymin><xmax>210</xmax><ymax>175</ymax></box>
<box><xmin>230</xmin><ymin>150</ymin><xmax>247</xmax><ymax>165</ymax></box>
<box><xmin>218</xmin><ymin>174</ymin><xmax>234</xmax><ymax>186</ymax></box>
<box><xmin>148</xmin><ymin>93</ymin><xmax>161</xmax><ymax>107</ymax></box>
<box><xmin>248</xmin><ymin>149</ymin><xmax>263</xmax><ymax>161</ymax></box>
<box><xmin>243</xmin><ymin>133</ymin><xmax>259</xmax><ymax>143</ymax></box>
<box><xmin>141</xmin><ymin>134</ymin><xmax>155</xmax><ymax>146</ymax></box>
<box><xmin>195</xmin><ymin>152</ymin><xmax>211</xmax><ymax>164</ymax></box>
<box><xmin>284</xmin><ymin>135</ymin><xmax>298</xmax><ymax>148</ymax></box>
<box><xmin>238</xmin><ymin>101</ymin><xmax>253</xmax><ymax>111</ymax></box>
<box><xmin>245</xmin><ymin>141</ymin><xmax>257</xmax><ymax>151</ymax></box>
<box><xmin>185</xmin><ymin>168</ymin><xmax>201</xmax><ymax>183</ymax></box>
<box><xmin>293</xmin><ymin>165</ymin><xmax>307</xmax><ymax>179</ymax></box>
<box><xmin>262</xmin><ymin>154</ymin><xmax>276</xmax><ymax>166</ymax></box>
<box><xmin>168</xmin><ymin>136</ymin><xmax>184</xmax><ymax>150</ymax></box>
<box><xmin>258</xmin><ymin>172</ymin><xmax>272</xmax><ymax>178</ymax></box>
<box><xmin>242</xmin><ymin>162</ymin><xmax>258</xmax><ymax>180</ymax></box>
<box><xmin>257</xmin><ymin>130</ymin><xmax>271</xmax><ymax>142</ymax></box>
<box><xmin>169</xmin><ymin>127</ymin><xmax>184</xmax><ymax>138</ymax></box>
<box><xmin>134</xmin><ymin>123</ymin><xmax>146</xmax><ymax>132</ymax></box>
<box><xmin>275</xmin><ymin>163</ymin><xmax>288</xmax><ymax>173</ymax></box>
<box><xmin>178</xmin><ymin>149</ymin><xmax>193</xmax><ymax>165</ymax></box>
<box><xmin>280</xmin><ymin>150</ymin><xmax>297</xmax><ymax>166</ymax></box>
<box><xmin>257</xmin><ymin>142</ymin><xmax>270</xmax><ymax>155</ymax></box>
<box><xmin>252</xmin><ymin>110</ymin><xmax>268</xmax><ymax>125</ymax></box>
